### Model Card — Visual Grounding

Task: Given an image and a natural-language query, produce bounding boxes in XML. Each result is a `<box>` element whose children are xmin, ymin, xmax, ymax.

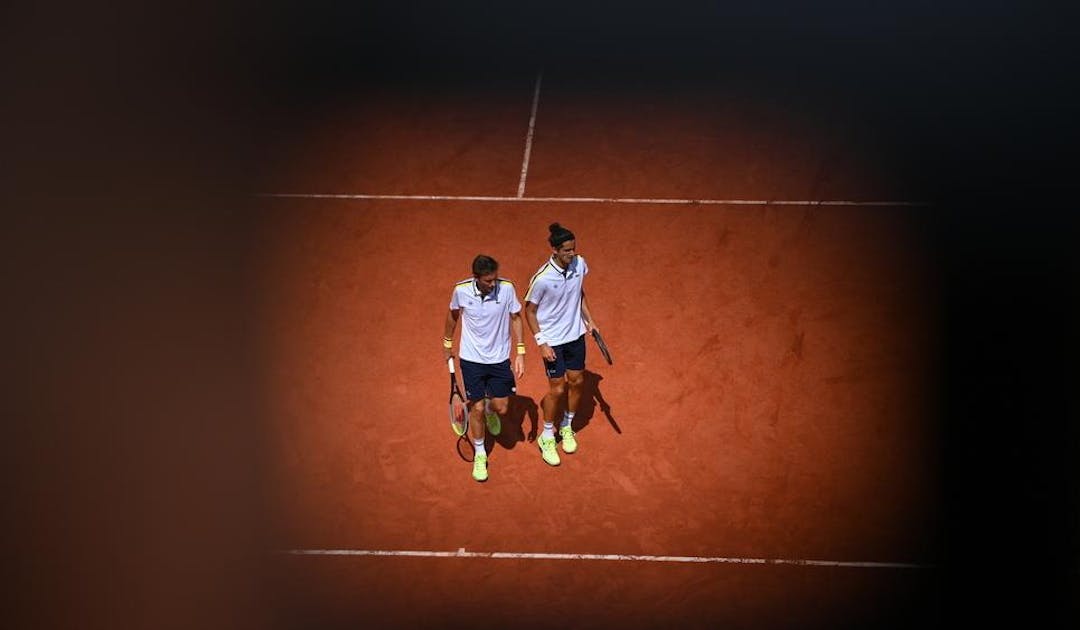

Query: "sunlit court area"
<box><xmin>253</xmin><ymin>59</ymin><xmax>945</xmax><ymax>624</ymax></box>
<box><xmin>6</xmin><ymin>2</ymin><xmax>1078</xmax><ymax>629</ymax></box>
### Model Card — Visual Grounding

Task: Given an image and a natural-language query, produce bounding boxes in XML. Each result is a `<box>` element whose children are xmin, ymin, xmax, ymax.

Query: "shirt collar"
<box><xmin>550</xmin><ymin>256</ymin><xmax>573</xmax><ymax>277</ymax></box>
<box><xmin>472</xmin><ymin>278</ymin><xmax>499</xmax><ymax>301</ymax></box>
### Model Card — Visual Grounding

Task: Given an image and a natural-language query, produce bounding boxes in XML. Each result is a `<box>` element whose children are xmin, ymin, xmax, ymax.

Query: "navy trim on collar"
<box><xmin>550</xmin><ymin>255</ymin><xmax>578</xmax><ymax>278</ymax></box>
<box><xmin>472</xmin><ymin>278</ymin><xmax>500</xmax><ymax>302</ymax></box>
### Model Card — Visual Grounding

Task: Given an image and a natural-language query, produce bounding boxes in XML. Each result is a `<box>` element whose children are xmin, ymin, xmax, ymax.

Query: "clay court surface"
<box><xmin>7</xmin><ymin>4</ymin><xmax>1079</xmax><ymax>628</ymax></box>
<box><xmin>251</xmin><ymin>66</ymin><xmax>944</xmax><ymax>627</ymax></box>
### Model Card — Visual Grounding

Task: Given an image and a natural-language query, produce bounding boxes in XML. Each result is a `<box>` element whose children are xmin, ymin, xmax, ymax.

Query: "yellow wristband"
<box><xmin>442</xmin><ymin>338</ymin><xmax>453</xmax><ymax>349</ymax></box>
<box><xmin>516</xmin><ymin>343</ymin><xmax>526</xmax><ymax>355</ymax></box>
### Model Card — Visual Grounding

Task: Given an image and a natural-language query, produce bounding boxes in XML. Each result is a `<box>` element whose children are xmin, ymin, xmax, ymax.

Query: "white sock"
<box><xmin>561</xmin><ymin>411</ymin><xmax>575</xmax><ymax>429</ymax></box>
<box><xmin>473</xmin><ymin>438</ymin><xmax>486</xmax><ymax>458</ymax></box>
<box><xmin>542</xmin><ymin>422</ymin><xmax>555</xmax><ymax>439</ymax></box>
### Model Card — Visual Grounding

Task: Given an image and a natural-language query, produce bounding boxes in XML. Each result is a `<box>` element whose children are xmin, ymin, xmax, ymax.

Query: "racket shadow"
<box><xmin>492</xmin><ymin>394</ymin><xmax>540</xmax><ymax>450</ymax></box>
<box><xmin>575</xmin><ymin>370</ymin><xmax>620</xmax><ymax>435</ymax></box>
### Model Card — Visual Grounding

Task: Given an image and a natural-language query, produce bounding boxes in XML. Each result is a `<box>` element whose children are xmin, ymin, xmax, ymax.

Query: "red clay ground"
<box><xmin>252</xmin><ymin>72</ymin><xmax>943</xmax><ymax>627</ymax></box>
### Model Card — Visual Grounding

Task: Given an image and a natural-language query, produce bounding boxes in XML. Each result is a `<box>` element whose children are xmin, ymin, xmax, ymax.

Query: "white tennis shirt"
<box><xmin>524</xmin><ymin>254</ymin><xmax>588</xmax><ymax>347</ymax></box>
<box><xmin>449</xmin><ymin>278</ymin><xmax>522</xmax><ymax>364</ymax></box>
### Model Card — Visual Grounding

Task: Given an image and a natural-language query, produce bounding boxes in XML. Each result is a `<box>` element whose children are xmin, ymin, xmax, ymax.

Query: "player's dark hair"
<box><xmin>472</xmin><ymin>254</ymin><xmax>498</xmax><ymax>276</ymax></box>
<box><xmin>548</xmin><ymin>222</ymin><xmax>575</xmax><ymax>248</ymax></box>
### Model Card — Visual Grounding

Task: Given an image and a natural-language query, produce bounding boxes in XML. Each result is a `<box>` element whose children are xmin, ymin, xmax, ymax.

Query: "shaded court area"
<box><xmin>5</xmin><ymin>1</ymin><xmax>1078</xmax><ymax>629</ymax></box>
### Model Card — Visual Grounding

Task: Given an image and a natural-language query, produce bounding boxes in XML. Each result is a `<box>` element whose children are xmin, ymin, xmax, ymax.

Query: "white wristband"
<box><xmin>534</xmin><ymin>331</ymin><xmax>547</xmax><ymax>346</ymax></box>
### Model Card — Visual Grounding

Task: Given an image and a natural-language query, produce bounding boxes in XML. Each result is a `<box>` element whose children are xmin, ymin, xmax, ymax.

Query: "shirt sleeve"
<box><xmin>449</xmin><ymin>287</ymin><xmax>461</xmax><ymax>310</ymax></box>
<box><xmin>525</xmin><ymin>275</ymin><xmax>545</xmax><ymax>304</ymax></box>
<box><xmin>580</xmin><ymin>255</ymin><xmax>589</xmax><ymax>277</ymax></box>
<box><xmin>508</xmin><ymin>285</ymin><xmax>522</xmax><ymax>314</ymax></box>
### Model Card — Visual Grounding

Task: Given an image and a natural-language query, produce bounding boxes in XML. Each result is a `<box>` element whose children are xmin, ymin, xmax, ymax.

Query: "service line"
<box><xmin>258</xmin><ymin>193</ymin><xmax>928</xmax><ymax>207</ymax></box>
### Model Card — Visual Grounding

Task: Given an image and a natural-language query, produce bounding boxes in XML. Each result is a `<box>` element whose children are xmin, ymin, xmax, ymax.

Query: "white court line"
<box><xmin>516</xmin><ymin>71</ymin><xmax>544</xmax><ymax>197</ymax></box>
<box><xmin>281</xmin><ymin>548</ymin><xmax>934</xmax><ymax>570</ymax></box>
<box><xmin>257</xmin><ymin>193</ymin><xmax>928</xmax><ymax>207</ymax></box>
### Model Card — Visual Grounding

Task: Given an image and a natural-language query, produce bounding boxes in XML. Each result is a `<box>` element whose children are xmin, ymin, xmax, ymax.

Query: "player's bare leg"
<box><xmin>467</xmin><ymin>401</ymin><xmax>486</xmax><ymax>442</ymax></box>
<box><xmin>467</xmin><ymin>401</ymin><xmax>489</xmax><ymax>481</ymax></box>
<box><xmin>541</xmin><ymin>378</ymin><xmax>567</xmax><ymax>427</ymax></box>
<box><xmin>488</xmin><ymin>396</ymin><xmax>509</xmax><ymax>417</ymax></box>
<box><xmin>559</xmin><ymin>370</ymin><xmax>583</xmax><ymax>453</ymax></box>
<box><xmin>484</xmin><ymin>396</ymin><xmax>507</xmax><ymax>436</ymax></box>
<box><xmin>537</xmin><ymin>378</ymin><xmax>566</xmax><ymax>466</ymax></box>
<box><xmin>565</xmin><ymin>369</ymin><xmax>584</xmax><ymax>418</ymax></box>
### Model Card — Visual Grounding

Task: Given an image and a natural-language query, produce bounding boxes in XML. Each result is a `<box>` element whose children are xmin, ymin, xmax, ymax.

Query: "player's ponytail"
<box><xmin>548</xmin><ymin>222</ymin><xmax>575</xmax><ymax>248</ymax></box>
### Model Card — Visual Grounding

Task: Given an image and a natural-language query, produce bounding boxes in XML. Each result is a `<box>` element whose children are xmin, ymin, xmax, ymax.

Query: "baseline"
<box><xmin>281</xmin><ymin>548</ymin><xmax>934</xmax><ymax>570</ymax></box>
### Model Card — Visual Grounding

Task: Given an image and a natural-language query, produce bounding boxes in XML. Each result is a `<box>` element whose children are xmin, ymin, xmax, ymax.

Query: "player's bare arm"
<box><xmin>581</xmin><ymin>291</ymin><xmax>598</xmax><ymax>333</ymax></box>
<box><xmin>511</xmin><ymin>311</ymin><xmax>526</xmax><ymax>379</ymax></box>
<box><xmin>443</xmin><ymin>309</ymin><xmax>460</xmax><ymax>360</ymax></box>
<box><xmin>525</xmin><ymin>301</ymin><xmax>556</xmax><ymax>362</ymax></box>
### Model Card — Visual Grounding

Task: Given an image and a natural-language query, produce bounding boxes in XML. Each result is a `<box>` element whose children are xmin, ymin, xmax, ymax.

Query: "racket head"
<box><xmin>449</xmin><ymin>392</ymin><xmax>468</xmax><ymax>436</ymax></box>
<box><xmin>447</xmin><ymin>356</ymin><xmax>469</xmax><ymax>436</ymax></box>
<box><xmin>456</xmin><ymin>430</ymin><xmax>475</xmax><ymax>462</ymax></box>
<box><xmin>592</xmin><ymin>329</ymin><xmax>613</xmax><ymax>365</ymax></box>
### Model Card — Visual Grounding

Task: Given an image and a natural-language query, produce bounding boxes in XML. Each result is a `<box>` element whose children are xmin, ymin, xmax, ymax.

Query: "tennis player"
<box><xmin>524</xmin><ymin>223</ymin><xmax>599</xmax><ymax>466</ymax></box>
<box><xmin>443</xmin><ymin>255</ymin><xmax>526</xmax><ymax>482</ymax></box>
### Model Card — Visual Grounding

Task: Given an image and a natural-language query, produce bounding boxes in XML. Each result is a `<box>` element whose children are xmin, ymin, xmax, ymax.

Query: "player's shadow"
<box><xmin>574</xmin><ymin>370</ymin><xmax>620</xmax><ymax>435</ymax></box>
<box><xmin>488</xmin><ymin>372</ymin><xmax>617</xmax><ymax>451</ymax></box>
<box><xmin>492</xmin><ymin>394</ymin><xmax>540</xmax><ymax>450</ymax></box>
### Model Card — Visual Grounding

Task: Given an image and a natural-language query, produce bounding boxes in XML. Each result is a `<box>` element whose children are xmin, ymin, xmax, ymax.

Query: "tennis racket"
<box><xmin>448</xmin><ymin>357</ymin><xmax>468</xmax><ymax>437</ymax></box>
<box><xmin>456</xmin><ymin>429</ymin><xmax>475</xmax><ymax>463</ymax></box>
<box><xmin>591</xmin><ymin>329</ymin><xmax>613</xmax><ymax>365</ymax></box>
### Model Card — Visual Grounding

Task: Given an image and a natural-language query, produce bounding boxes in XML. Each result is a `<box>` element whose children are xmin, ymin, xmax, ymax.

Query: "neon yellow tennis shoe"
<box><xmin>472</xmin><ymin>454</ymin><xmax>489</xmax><ymax>482</ymax></box>
<box><xmin>484</xmin><ymin>411</ymin><xmax>502</xmax><ymax>436</ymax></box>
<box><xmin>538</xmin><ymin>434</ymin><xmax>560</xmax><ymax>466</ymax></box>
<box><xmin>559</xmin><ymin>426</ymin><xmax>577</xmax><ymax>453</ymax></box>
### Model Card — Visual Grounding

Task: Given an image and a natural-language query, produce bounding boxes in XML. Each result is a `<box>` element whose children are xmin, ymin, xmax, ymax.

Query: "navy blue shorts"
<box><xmin>543</xmin><ymin>334</ymin><xmax>586</xmax><ymax>378</ymax></box>
<box><xmin>459</xmin><ymin>358</ymin><xmax>517</xmax><ymax>403</ymax></box>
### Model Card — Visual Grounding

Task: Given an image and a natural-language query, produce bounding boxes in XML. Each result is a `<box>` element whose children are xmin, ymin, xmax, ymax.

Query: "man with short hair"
<box><xmin>524</xmin><ymin>223</ymin><xmax>600</xmax><ymax>466</ymax></box>
<box><xmin>443</xmin><ymin>255</ymin><xmax>526</xmax><ymax>482</ymax></box>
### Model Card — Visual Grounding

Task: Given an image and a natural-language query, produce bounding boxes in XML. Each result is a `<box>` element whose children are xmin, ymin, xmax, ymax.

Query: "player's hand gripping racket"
<box><xmin>591</xmin><ymin>329</ymin><xmax>613</xmax><ymax>365</ymax></box>
<box><xmin>448</xmin><ymin>357</ymin><xmax>468</xmax><ymax>437</ymax></box>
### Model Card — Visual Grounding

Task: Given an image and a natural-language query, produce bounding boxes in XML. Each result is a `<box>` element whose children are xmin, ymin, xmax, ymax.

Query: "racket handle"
<box><xmin>447</xmin><ymin>356</ymin><xmax>456</xmax><ymax>374</ymax></box>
